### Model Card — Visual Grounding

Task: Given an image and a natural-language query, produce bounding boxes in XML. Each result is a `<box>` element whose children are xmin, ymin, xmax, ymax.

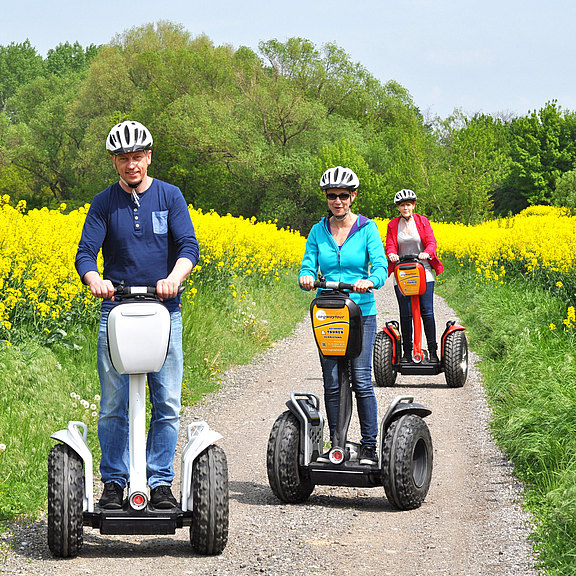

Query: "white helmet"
<box><xmin>394</xmin><ymin>189</ymin><xmax>417</xmax><ymax>204</ymax></box>
<box><xmin>319</xmin><ymin>166</ymin><xmax>359</xmax><ymax>191</ymax></box>
<box><xmin>106</xmin><ymin>121</ymin><xmax>153</xmax><ymax>155</ymax></box>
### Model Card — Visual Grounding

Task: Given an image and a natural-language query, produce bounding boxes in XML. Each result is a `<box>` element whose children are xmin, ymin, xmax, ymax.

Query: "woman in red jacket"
<box><xmin>385</xmin><ymin>189</ymin><xmax>444</xmax><ymax>364</ymax></box>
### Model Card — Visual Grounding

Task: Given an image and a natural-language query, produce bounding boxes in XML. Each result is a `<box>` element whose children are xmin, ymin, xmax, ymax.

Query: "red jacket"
<box><xmin>385</xmin><ymin>214</ymin><xmax>444</xmax><ymax>277</ymax></box>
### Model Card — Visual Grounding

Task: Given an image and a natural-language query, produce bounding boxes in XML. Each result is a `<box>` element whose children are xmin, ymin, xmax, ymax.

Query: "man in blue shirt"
<box><xmin>75</xmin><ymin>121</ymin><xmax>199</xmax><ymax>510</ymax></box>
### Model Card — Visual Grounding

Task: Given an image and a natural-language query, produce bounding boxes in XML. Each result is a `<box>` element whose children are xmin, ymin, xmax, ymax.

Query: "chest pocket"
<box><xmin>152</xmin><ymin>210</ymin><xmax>168</xmax><ymax>234</ymax></box>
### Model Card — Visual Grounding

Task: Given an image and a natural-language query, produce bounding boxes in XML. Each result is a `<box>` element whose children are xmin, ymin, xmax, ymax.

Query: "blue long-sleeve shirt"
<box><xmin>75</xmin><ymin>179</ymin><xmax>199</xmax><ymax>312</ymax></box>
<box><xmin>298</xmin><ymin>215</ymin><xmax>388</xmax><ymax>316</ymax></box>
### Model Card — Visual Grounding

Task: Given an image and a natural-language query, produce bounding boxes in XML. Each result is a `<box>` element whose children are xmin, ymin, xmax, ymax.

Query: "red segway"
<box><xmin>373</xmin><ymin>255</ymin><xmax>468</xmax><ymax>388</ymax></box>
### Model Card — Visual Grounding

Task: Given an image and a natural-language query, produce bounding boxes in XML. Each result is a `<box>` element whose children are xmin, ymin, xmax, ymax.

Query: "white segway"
<box><xmin>47</xmin><ymin>286</ymin><xmax>229</xmax><ymax>557</ymax></box>
<box><xmin>267</xmin><ymin>280</ymin><xmax>433</xmax><ymax>510</ymax></box>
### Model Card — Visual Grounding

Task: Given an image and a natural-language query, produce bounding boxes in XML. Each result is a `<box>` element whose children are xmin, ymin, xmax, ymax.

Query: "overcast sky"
<box><xmin>1</xmin><ymin>0</ymin><xmax>574</xmax><ymax>119</ymax></box>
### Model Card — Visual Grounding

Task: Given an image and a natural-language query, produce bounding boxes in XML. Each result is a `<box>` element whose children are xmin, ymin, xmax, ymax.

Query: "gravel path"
<box><xmin>1</xmin><ymin>278</ymin><xmax>539</xmax><ymax>575</ymax></box>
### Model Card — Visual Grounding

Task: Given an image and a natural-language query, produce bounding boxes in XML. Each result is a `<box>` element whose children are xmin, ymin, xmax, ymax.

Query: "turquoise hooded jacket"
<box><xmin>299</xmin><ymin>215</ymin><xmax>388</xmax><ymax>316</ymax></box>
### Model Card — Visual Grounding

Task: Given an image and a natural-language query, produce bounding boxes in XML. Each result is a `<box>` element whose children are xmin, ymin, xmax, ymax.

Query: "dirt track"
<box><xmin>0</xmin><ymin>277</ymin><xmax>539</xmax><ymax>575</ymax></box>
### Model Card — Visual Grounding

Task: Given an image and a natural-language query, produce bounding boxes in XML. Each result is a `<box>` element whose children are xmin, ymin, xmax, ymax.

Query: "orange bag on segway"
<box><xmin>394</xmin><ymin>261</ymin><xmax>427</xmax><ymax>296</ymax></box>
<box><xmin>310</xmin><ymin>291</ymin><xmax>363</xmax><ymax>359</ymax></box>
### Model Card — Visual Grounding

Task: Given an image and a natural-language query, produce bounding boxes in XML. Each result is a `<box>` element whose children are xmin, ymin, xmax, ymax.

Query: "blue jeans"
<box><xmin>97</xmin><ymin>309</ymin><xmax>183</xmax><ymax>489</ymax></box>
<box><xmin>394</xmin><ymin>281</ymin><xmax>437</xmax><ymax>349</ymax></box>
<box><xmin>319</xmin><ymin>314</ymin><xmax>378</xmax><ymax>448</ymax></box>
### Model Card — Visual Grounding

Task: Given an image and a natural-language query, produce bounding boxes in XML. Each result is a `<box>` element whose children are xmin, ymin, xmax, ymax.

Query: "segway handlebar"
<box><xmin>114</xmin><ymin>284</ymin><xmax>185</xmax><ymax>298</ymax></box>
<box><xmin>314</xmin><ymin>280</ymin><xmax>356</xmax><ymax>292</ymax></box>
<box><xmin>399</xmin><ymin>253</ymin><xmax>430</xmax><ymax>262</ymax></box>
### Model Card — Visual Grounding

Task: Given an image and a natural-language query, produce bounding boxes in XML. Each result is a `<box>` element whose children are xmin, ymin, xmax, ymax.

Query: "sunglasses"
<box><xmin>325</xmin><ymin>192</ymin><xmax>351</xmax><ymax>201</ymax></box>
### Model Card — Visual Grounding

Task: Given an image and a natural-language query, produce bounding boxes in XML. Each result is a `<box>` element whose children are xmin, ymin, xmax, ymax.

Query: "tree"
<box><xmin>0</xmin><ymin>41</ymin><xmax>43</xmax><ymax>110</ymax></box>
<box><xmin>5</xmin><ymin>73</ymin><xmax>86</xmax><ymax>202</ymax></box>
<box><xmin>500</xmin><ymin>101</ymin><xmax>576</xmax><ymax>210</ymax></box>
<box><xmin>44</xmin><ymin>41</ymin><xmax>99</xmax><ymax>76</ymax></box>
<box><xmin>436</xmin><ymin>111</ymin><xmax>511</xmax><ymax>224</ymax></box>
<box><xmin>552</xmin><ymin>169</ymin><xmax>576</xmax><ymax>209</ymax></box>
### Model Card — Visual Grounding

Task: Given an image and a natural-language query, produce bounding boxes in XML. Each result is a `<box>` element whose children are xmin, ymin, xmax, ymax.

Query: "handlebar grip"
<box><xmin>314</xmin><ymin>280</ymin><xmax>356</xmax><ymax>291</ymax></box>
<box><xmin>399</xmin><ymin>254</ymin><xmax>420</xmax><ymax>261</ymax></box>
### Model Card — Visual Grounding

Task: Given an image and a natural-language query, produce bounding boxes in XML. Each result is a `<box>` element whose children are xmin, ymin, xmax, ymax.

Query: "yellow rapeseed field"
<box><xmin>1</xmin><ymin>198</ymin><xmax>574</xmax><ymax>345</ymax></box>
<box><xmin>0</xmin><ymin>196</ymin><xmax>306</xmax><ymax>345</ymax></box>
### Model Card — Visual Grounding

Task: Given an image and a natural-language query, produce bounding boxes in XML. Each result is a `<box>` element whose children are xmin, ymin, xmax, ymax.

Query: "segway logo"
<box><xmin>315</xmin><ymin>309</ymin><xmax>345</xmax><ymax>322</ymax></box>
<box><xmin>311</xmin><ymin>305</ymin><xmax>350</xmax><ymax>356</ymax></box>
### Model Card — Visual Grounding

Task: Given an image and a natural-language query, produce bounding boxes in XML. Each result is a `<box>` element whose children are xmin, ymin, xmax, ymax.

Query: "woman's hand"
<box><xmin>418</xmin><ymin>252</ymin><xmax>430</xmax><ymax>260</ymax></box>
<box><xmin>388</xmin><ymin>253</ymin><xmax>399</xmax><ymax>262</ymax></box>
<box><xmin>299</xmin><ymin>275</ymin><xmax>316</xmax><ymax>290</ymax></box>
<box><xmin>353</xmin><ymin>279</ymin><xmax>374</xmax><ymax>293</ymax></box>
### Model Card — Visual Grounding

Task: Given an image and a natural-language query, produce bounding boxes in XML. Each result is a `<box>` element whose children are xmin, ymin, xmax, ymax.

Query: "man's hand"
<box><xmin>84</xmin><ymin>271</ymin><xmax>115</xmax><ymax>300</ymax></box>
<box><xmin>156</xmin><ymin>277</ymin><xmax>181</xmax><ymax>300</ymax></box>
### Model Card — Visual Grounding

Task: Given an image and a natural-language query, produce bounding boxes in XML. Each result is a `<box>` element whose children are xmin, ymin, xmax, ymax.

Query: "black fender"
<box><xmin>380</xmin><ymin>395</ymin><xmax>431</xmax><ymax>436</ymax></box>
<box><xmin>285</xmin><ymin>392</ymin><xmax>324</xmax><ymax>465</ymax></box>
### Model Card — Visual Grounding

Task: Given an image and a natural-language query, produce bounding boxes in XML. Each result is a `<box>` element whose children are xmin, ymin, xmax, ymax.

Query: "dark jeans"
<box><xmin>394</xmin><ymin>281</ymin><xmax>437</xmax><ymax>351</ymax></box>
<box><xmin>319</xmin><ymin>314</ymin><xmax>378</xmax><ymax>448</ymax></box>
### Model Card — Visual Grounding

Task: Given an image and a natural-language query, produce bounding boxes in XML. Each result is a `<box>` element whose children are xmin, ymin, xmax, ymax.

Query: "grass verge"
<box><xmin>437</xmin><ymin>258</ymin><xmax>576</xmax><ymax>576</ymax></box>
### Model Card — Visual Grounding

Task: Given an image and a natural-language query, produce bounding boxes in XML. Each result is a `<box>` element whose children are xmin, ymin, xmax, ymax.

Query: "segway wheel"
<box><xmin>47</xmin><ymin>443</ymin><xmax>84</xmax><ymax>558</ymax></box>
<box><xmin>444</xmin><ymin>330</ymin><xmax>469</xmax><ymax>388</ymax></box>
<box><xmin>381</xmin><ymin>414</ymin><xmax>433</xmax><ymax>510</ymax></box>
<box><xmin>373</xmin><ymin>330</ymin><xmax>397</xmax><ymax>387</ymax></box>
<box><xmin>190</xmin><ymin>444</ymin><xmax>229</xmax><ymax>555</ymax></box>
<box><xmin>267</xmin><ymin>411</ymin><xmax>314</xmax><ymax>503</ymax></box>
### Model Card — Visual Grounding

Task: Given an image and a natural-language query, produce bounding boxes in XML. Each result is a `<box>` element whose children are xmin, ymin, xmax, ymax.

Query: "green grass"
<box><xmin>437</xmin><ymin>258</ymin><xmax>576</xmax><ymax>576</ymax></box>
<box><xmin>0</xmin><ymin>271</ymin><xmax>310</xmax><ymax>521</ymax></box>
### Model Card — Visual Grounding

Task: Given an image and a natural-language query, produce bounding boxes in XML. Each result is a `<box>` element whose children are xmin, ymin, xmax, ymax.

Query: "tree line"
<box><xmin>1</xmin><ymin>21</ymin><xmax>575</xmax><ymax>232</ymax></box>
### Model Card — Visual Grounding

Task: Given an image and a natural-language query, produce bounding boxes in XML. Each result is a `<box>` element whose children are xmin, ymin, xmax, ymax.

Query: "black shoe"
<box><xmin>428</xmin><ymin>344</ymin><xmax>439</xmax><ymax>363</ymax></box>
<box><xmin>400</xmin><ymin>354</ymin><xmax>412</xmax><ymax>363</ymax></box>
<box><xmin>359</xmin><ymin>446</ymin><xmax>378</xmax><ymax>466</ymax></box>
<box><xmin>150</xmin><ymin>485</ymin><xmax>178</xmax><ymax>509</ymax></box>
<box><xmin>99</xmin><ymin>482</ymin><xmax>124</xmax><ymax>509</ymax></box>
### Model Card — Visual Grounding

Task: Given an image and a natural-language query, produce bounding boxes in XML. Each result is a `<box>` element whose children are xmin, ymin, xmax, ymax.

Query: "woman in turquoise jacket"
<box><xmin>299</xmin><ymin>166</ymin><xmax>388</xmax><ymax>466</ymax></box>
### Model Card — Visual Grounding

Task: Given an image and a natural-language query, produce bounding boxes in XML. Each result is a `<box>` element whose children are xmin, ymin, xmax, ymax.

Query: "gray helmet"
<box><xmin>394</xmin><ymin>189</ymin><xmax>417</xmax><ymax>204</ymax></box>
<box><xmin>319</xmin><ymin>166</ymin><xmax>359</xmax><ymax>191</ymax></box>
<box><xmin>106</xmin><ymin>121</ymin><xmax>153</xmax><ymax>155</ymax></box>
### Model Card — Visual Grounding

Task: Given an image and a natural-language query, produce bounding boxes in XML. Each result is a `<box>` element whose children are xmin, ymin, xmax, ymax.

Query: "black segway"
<box><xmin>47</xmin><ymin>286</ymin><xmax>229</xmax><ymax>557</ymax></box>
<box><xmin>267</xmin><ymin>280</ymin><xmax>433</xmax><ymax>510</ymax></box>
<box><xmin>373</xmin><ymin>255</ymin><xmax>468</xmax><ymax>388</ymax></box>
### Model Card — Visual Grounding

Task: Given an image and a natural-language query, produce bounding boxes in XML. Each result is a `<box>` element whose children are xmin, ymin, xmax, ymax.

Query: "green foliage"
<box><xmin>0</xmin><ymin>40</ymin><xmax>44</xmax><ymax>110</ymax></box>
<box><xmin>44</xmin><ymin>41</ymin><xmax>99</xmax><ymax>76</ymax></box>
<box><xmin>1</xmin><ymin>25</ymin><xmax>576</xmax><ymax>226</ymax></box>
<box><xmin>552</xmin><ymin>169</ymin><xmax>576</xmax><ymax>209</ymax></box>
<box><xmin>496</xmin><ymin>101</ymin><xmax>576</xmax><ymax>213</ymax></box>
<box><xmin>0</xmin><ymin>337</ymin><xmax>101</xmax><ymax>519</ymax></box>
<box><xmin>435</xmin><ymin>111</ymin><xmax>511</xmax><ymax>224</ymax></box>
<box><xmin>438</xmin><ymin>258</ymin><xmax>576</xmax><ymax>575</ymax></box>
